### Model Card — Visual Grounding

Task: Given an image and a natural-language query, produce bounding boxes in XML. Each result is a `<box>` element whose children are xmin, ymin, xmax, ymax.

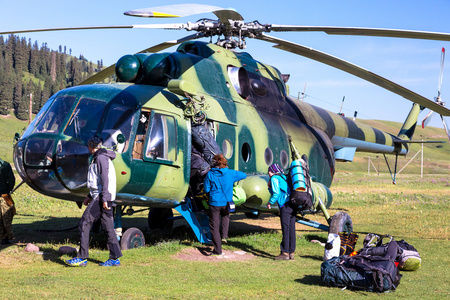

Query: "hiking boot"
<box><xmin>65</xmin><ymin>257</ymin><xmax>87</xmax><ymax>267</ymax></box>
<box><xmin>99</xmin><ymin>258</ymin><xmax>121</xmax><ymax>267</ymax></box>
<box><xmin>274</xmin><ymin>252</ymin><xmax>290</xmax><ymax>260</ymax></box>
<box><xmin>289</xmin><ymin>253</ymin><xmax>295</xmax><ymax>260</ymax></box>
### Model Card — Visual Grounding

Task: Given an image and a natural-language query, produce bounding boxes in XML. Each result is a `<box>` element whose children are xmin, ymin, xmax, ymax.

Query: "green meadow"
<box><xmin>0</xmin><ymin>115</ymin><xmax>448</xmax><ymax>299</ymax></box>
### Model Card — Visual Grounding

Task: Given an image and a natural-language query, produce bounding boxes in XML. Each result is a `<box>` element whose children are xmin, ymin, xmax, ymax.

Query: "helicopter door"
<box><xmin>128</xmin><ymin>110</ymin><xmax>187</xmax><ymax>202</ymax></box>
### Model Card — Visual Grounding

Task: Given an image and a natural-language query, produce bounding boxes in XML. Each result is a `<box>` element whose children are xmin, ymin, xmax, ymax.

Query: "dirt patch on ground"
<box><xmin>173</xmin><ymin>246</ymin><xmax>255</xmax><ymax>262</ymax></box>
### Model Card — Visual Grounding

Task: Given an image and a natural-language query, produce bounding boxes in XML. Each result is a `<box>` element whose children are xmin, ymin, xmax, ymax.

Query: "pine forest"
<box><xmin>0</xmin><ymin>34</ymin><xmax>104</xmax><ymax>120</ymax></box>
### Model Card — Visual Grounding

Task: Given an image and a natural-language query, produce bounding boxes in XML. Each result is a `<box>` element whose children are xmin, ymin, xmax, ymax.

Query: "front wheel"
<box><xmin>120</xmin><ymin>227</ymin><xmax>145</xmax><ymax>250</ymax></box>
<box><xmin>329</xmin><ymin>211</ymin><xmax>353</xmax><ymax>234</ymax></box>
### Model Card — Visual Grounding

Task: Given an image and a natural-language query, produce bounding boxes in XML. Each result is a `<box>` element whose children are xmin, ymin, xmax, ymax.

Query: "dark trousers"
<box><xmin>208</xmin><ymin>205</ymin><xmax>230</xmax><ymax>255</ymax></box>
<box><xmin>280</xmin><ymin>204</ymin><xmax>296</xmax><ymax>254</ymax></box>
<box><xmin>78</xmin><ymin>198</ymin><xmax>122</xmax><ymax>260</ymax></box>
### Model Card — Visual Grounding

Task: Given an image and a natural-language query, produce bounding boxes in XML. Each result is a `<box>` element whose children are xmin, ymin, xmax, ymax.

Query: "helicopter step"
<box><xmin>174</xmin><ymin>198</ymin><xmax>212</xmax><ymax>244</ymax></box>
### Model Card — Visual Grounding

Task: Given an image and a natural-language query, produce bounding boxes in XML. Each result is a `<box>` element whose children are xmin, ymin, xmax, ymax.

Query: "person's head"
<box><xmin>212</xmin><ymin>154</ymin><xmax>227</xmax><ymax>168</ymax></box>
<box><xmin>268</xmin><ymin>163</ymin><xmax>283</xmax><ymax>177</ymax></box>
<box><xmin>87</xmin><ymin>136</ymin><xmax>102</xmax><ymax>154</ymax></box>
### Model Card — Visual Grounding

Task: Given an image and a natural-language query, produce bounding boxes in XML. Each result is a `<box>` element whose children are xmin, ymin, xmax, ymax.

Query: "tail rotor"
<box><xmin>421</xmin><ymin>47</ymin><xmax>450</xmax><ymax>142</ymax></box>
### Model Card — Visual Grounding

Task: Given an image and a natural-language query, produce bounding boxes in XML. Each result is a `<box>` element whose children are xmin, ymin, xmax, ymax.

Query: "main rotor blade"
<box><xmin>258</xmin><ymin>33</ymin><xmax>450</xmax><ymax>116</ymax></box>
<box><xmin>124</xmin><ymin>4</ymin><xmax>242</xmax><ymax>25</ymax></box>
<box><xmin>79</xmin><ymin>33</ymin><xmax>204</xmax><ymax>85</ymax></box>
<box><xmin>0</xmin><ymin>24</ymin><xmax>192</xmax><ymax>36</ymax></box>
<box><xmin>269</xmin><ymin>25</ymin><xmax>450</xmax><ymax>41</ymax></box>
<box><xmin>124</xmin><ymin>4</ymin><xmax>225</xmax><ymax>18</ymax></box>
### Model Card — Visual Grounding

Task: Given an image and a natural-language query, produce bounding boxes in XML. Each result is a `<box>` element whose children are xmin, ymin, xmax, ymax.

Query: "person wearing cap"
<box><xmin>65</xmin><ymin>136</ymin><xmax>123</xmax><ymax>267</ymax></box>
<box><xmin>203</xmin><ymin>154</ymin><xmax>247</xmax><ymax>256</ymax></box>
<box><xmin>267</xmin><ymin>163</ymin><xmax>295</xmax><ymax>260</ymax></box>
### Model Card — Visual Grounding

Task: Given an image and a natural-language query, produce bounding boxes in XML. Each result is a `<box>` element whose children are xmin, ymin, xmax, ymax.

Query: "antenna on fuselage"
<box><xmin>338</xmin><ymin>96</ymin><xmax>345</xmax><ymax>116</ymax></box>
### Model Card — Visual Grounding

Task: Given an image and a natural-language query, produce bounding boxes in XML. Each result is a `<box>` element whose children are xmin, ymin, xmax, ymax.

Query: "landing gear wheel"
<box><xmin>329</xmin><ymin>211</ymin><xmax>353</xmax><ymax>234</ymax></box>
<box><xmin>120</xmin><ymin>227</ymin><xmax>145</xmax><ymax>250</ymax></box>
<box><xmin>148</xmin><ymin>208</ymin><xmax>174</xmax><ymax>232</ymax></box>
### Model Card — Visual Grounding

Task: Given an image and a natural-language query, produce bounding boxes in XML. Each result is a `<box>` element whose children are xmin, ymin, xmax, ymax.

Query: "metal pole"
<box><xmin>28</xmin><ymin>93</ymin><xmax>33</xmax><ymax>124</ymax></box>
<box><xmin>421</xmin><ymin>140</ymin><xmax>423</xmax><ymax>178</ymax></box>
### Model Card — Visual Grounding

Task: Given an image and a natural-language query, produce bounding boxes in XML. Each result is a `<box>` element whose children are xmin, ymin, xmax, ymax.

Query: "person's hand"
<box><xmin>83</xmin><ymin>197</ymin><xmax>91</xmax><ymax>206</ymax></box>
<box><xmin>267</xmin><ymin>203</ymin><xmax>271</xmax><ymax>210</ymax></box>
<box><xmin>103</xmin><ymin>201</ymin><xmax>111</xmax><ymax>210</ymax></box>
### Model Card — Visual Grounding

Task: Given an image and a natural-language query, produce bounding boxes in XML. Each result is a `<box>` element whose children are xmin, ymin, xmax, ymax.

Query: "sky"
<box><xmin>1</xmin><ymin>0</ymin><xmax>450</xmax><ymax>130</ymax></box>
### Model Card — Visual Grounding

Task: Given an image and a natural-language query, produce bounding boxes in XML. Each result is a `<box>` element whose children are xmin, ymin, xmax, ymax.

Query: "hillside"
<box><xmin>1</xmin><ymin>115</ymin><xmax>449</xmax><ymax>176</ymax></box>
<box><xmin>337</xmin><ymin>118</ymin><xmax>450</xmax><ymax>175</ymax></box>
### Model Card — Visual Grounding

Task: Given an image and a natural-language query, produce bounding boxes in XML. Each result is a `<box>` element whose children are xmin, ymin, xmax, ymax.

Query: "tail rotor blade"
<box><xmin>422</xmin><ymin>110</ymin><xmax>435</xmax><ymax>128</ymax></box>
<box><xmin>441</xmin><ymin>115</ymin><xmax>450</xmax><ymax>143</ymax></box>
<box><xmin>437</xmin><ymin>47</ymin><xmax>445</xmax><ymax>100</ymax></box>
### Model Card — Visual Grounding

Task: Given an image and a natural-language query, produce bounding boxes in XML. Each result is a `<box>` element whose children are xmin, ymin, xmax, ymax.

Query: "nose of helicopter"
<box><xmin>14</xmin><ymin>137</ymin><xmax>90</xmax><ymax>200</ymax></box>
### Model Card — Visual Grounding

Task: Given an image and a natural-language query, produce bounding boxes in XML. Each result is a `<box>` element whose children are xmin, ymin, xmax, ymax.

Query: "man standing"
<box><xmin>0</xmin><ymin>158</ymin><xmax>16</xmax><ymax>245</ymax></box>
<box><xmin>65</xmin><ymin>136</ymin><xmax>122</xmax><ymax>267</ymax></box>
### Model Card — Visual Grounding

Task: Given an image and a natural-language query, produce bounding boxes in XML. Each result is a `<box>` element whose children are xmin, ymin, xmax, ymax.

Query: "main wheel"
<box><xmin>329</xmin><ymin>211</ymin><xmax>353</xmax><ymax>234</ymax></box>
<box><xmin>148</xmin><ymin>208</ymin><xmax>174</xmax><ymax>232</ymax></box>
<box><xmin>120</xmin><ymin>227</ymin><xmax>145</xmax><ymax>250</ymax></box>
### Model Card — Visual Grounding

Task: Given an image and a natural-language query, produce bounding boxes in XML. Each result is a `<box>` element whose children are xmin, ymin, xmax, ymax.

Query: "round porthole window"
<box><xmin>280</xmin><ymin>150</ymin><xmax>289</xmax><ymax>169</ymax></box>
<box><xmin>264</xmin><ymin>147</ymin><xmax>273</xmax><ymax>166</ymax></box>
<box><xmin>241</xmin><ymin>143</ymin><xmax>251</xmax><ymax>162</ymax></box>
<box><xmin>222</xmin><ymin>139</ymin><xmax>233</xmax><ymax>159</ymax></box>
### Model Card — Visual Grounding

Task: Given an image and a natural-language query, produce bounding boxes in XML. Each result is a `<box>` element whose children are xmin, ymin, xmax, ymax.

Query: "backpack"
<box><xmin>359</xmin><ymin>233</ymin><xmax>421</xmax><ymax>271</ymax></box>
<box><xmin>397</xmin><ymin>239</ymin><xmax>421</xmax><ymax>271</ymax></box>
<box><xmin>359</xmin><ymin>234</ymin><xmax>394</xmax><ymax>256</ymax></box>
<box><xmin>288</xmin><ymin>155</ymin><xmax>313</xmax><ymax>210</ymax></box>
<box><xmin>321</xmin><ymin>240</ymin><xmax>402</xmax><ymax>292</ymax></box>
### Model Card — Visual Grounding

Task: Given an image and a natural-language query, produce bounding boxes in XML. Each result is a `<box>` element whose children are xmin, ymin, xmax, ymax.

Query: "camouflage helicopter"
<box><xmin>3</xmin><ymin>4</ymin><xmax>450</xmax><ymax>249</ymax></box>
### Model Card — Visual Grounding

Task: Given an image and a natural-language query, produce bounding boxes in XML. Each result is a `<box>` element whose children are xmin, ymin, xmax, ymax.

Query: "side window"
<box><xmin>132</xmin><ymin>111</ymin><xmax>151</xmax><ymax>160</ymax></box>
<box><xmin>145</xmin><ymin>113</ymin><xmax>177</xmax><ymax>161</ymax></box>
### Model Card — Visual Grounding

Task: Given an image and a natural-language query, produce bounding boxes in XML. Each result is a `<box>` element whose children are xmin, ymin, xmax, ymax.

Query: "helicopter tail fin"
<box><xmin>397</xmin><ymin>103</ymin><xmax>422</xmax><ymax>141</ymax></box>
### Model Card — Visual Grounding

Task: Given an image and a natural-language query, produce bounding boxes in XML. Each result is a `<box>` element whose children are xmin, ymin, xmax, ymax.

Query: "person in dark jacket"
<box><xmin>0</xmin><ymin>158</ymin><xmax>16</xmax><ymax>245</ymax></box>
<box><xmin>65</xmin><ymin>136</ymin><xmax>123</xmax><ymax>267</ymax></box>
<box><xmin>203</xmin><ymin>154</ymin><xmax>246</xmax><ymax>256</ymax></box>
<box><xmin>267</xmin><ymin>163</ymin><xmax>295</xmax><ymax>260</ymax></box>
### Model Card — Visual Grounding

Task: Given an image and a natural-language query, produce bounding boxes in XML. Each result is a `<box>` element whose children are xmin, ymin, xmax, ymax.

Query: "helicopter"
<box><xmin>3</xmin><ymin>4</ymin><xmax>450</xmax><ymax>250</ymax></box>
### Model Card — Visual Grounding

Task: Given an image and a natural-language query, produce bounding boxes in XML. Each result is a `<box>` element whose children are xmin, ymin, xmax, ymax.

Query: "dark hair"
<box><xmin>212</xmin><ymin>154</ymin><xmax>227</xmax><ymax>168</ymax></box>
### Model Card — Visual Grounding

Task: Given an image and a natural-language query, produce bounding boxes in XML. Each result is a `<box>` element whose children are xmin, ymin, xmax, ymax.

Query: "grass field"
<box><xmin>0</xmin><ymin>115</ymin><xmax>448</xmax><ymax>299</ymax></box>
<box><xmin>0</xmin><ymin>172</ymin><xmax>448</xmax><ymax>299</ymax></box>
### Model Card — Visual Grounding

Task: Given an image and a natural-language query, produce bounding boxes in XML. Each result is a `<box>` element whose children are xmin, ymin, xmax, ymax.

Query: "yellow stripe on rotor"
<box><xmin>151</xmin><ymin>12</ymin><xmax>182</xmax><ymax>18</ymax></box>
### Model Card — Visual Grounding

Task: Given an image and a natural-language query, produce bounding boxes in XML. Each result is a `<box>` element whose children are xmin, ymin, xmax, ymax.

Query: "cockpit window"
<box><xmin>101</xmin><ymin>104</ymin><xmax>135</xmax><ymax>153</ymax></box>
<box><xmin>64</xmin><ymin>98</ymin><xmax>106</xmax><ymax>141</ymax></box>
<box><xmin>145</xmin><ymin>113</ymin><xmax>177</xmax><ymax>161</ymax></box>
<box><xmin>22</xmin><ymin>98</ymin><xmax>53</xmax><ymax>139</ymax></box>
<box><xmin>34</xmin><ymin>96</ymin><xmax>76</xmax><ymax>134</ymax></box>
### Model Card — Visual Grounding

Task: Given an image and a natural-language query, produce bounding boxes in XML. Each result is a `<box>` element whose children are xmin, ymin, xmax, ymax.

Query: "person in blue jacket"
<box><xmin>203</xmin><ymin>154</ymin><xmax>247</xmax><ymax>256</ymax></box>
<box><xmin>267</xmin><ymin>163</ymin><xmax>295</xmax><ymax>260</ymax></box>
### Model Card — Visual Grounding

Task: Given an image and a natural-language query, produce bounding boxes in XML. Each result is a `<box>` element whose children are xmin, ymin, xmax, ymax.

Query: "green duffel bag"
<box><xmin>232</xmin><ymin>185</ymin><xmax>247</xmax><ymax>206</ymax></box>
<box><xmin>397</xmin><ymin>239</ymin><xmax>421</xmax><ymax>271</ymax></box>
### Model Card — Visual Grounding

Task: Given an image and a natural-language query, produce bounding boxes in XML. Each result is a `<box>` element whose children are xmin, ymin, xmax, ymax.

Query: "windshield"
<box><xmin>34</xmin><ymin>96</ymin><xmax>76</xmax><ymax>134</ymax></box>
<box><xmin>64</xmin><ymin>98</ymin><xmax>106</xmax><ymax>140</ymax></box>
